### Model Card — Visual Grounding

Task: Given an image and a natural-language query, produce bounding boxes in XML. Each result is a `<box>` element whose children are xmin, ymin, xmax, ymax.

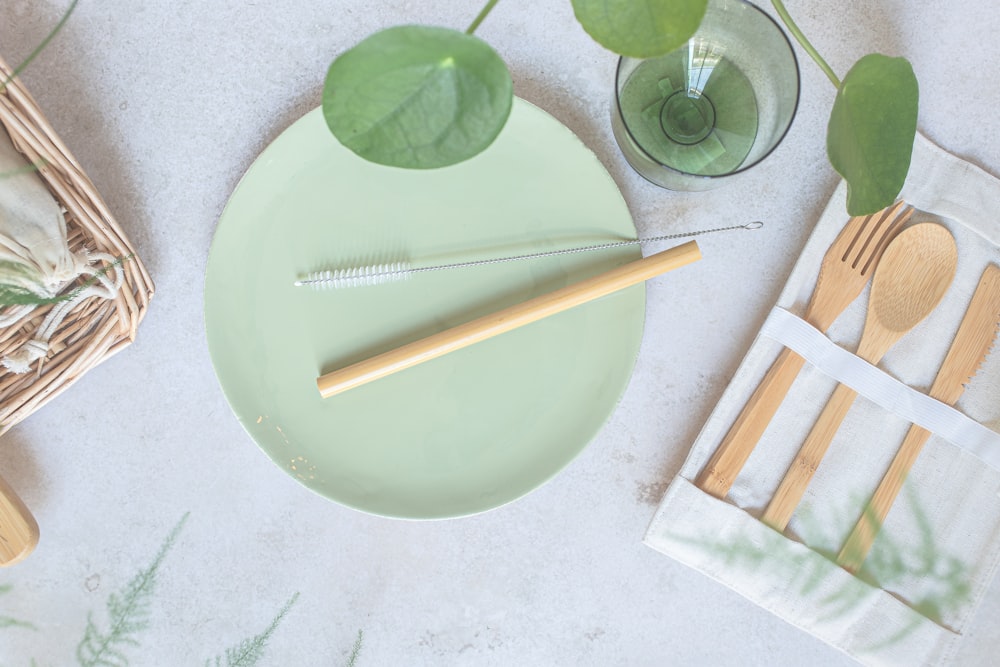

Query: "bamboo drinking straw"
<box><xmin>316</xmin><ymin>240</ymin><xmax>701</xmax><ymax>398</ymax></box>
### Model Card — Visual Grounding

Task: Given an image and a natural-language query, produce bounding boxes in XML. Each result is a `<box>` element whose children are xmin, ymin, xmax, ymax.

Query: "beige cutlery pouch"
<box><xmin>645</xmin><ymin>135</ymin><xmax>1000</xmax><ymax>666</ymax></box>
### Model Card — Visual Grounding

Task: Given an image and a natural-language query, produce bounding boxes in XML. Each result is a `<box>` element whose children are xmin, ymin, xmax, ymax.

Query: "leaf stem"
<box><xmin>770</xmin><ymin>0</ymin><xmax>841</xmax><ymax>89</ymax></box>
<box><xmin>1</xmin><ymin>0</ymin><xmax>80</xmax><ymax>92</ymax></box>
<box><xmin>466</xmin><ymin>0</ymin><xmax>500</xmax><ymax>35</ymax></box>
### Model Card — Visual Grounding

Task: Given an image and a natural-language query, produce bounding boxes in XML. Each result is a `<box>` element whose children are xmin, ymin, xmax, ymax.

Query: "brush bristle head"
<box><xmin>294</xmin><ymin>262</ymin><xmax>411</xmax><ymax>289</ymax></box>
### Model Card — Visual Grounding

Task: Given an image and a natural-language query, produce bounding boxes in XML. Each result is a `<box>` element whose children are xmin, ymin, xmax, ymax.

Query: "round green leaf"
<box><xmin>571</xmin><ymin>0</ymin><xmax>707</xmax><ymax>58</ymax></box>
<box><xmin>827</xmin><ymin>54</ymin><xmax>918</xmax><ymax>216</ymax></box>
<box><xmin>323</xmin><ymin>25</ymin><xmax>513</xmax><ymax>169</ymax></box>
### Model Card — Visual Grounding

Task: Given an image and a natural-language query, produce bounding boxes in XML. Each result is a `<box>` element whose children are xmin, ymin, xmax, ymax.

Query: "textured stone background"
<box><xmin>0</xmin><ymin>1</ymin><xmax>997</xmax><ymax>664</ymax></box>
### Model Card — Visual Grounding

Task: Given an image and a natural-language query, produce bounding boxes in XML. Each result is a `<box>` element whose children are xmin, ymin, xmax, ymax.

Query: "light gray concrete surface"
<box><xmin>0</xmin><ymin>1</ymin><xmax>998</xmax><ymax>664</ymax></box>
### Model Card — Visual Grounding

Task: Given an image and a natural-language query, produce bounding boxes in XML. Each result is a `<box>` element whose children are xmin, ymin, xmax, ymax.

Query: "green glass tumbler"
<box><xmin>612</xmin><ymin>0</ymin><xmax>800</xmax><ymax>191</ymax></box>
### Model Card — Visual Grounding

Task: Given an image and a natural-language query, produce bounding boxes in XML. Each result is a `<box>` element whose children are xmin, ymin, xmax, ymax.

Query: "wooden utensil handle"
<box><xmin>762</xmin><ymin>382</ymin><xmax>860</xmax><ymax>530</ymax></box>
<box><xmin>0</xmin><ymin>473</ymin><xmax>38</xmax><ymax>566</ymax></box>
<box><xmin>316</xmin><ymin>241</ymin><xmax>702</xmax><ymax>399</ymax></box>
<box><xmin>695</xmin><ymin>347</ymin><xmax>808</xmax><ymax>498</ymax></box>
<box><xmin>837</xmin><ymin>423</ymin><xmax>932</xmax><ymax>573</ymax></box>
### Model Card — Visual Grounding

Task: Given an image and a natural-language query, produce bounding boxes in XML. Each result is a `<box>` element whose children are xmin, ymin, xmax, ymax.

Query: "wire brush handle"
<box><xmin>316</xmin><ymin>241</ymin><xmax>701</xmax><ymax>399</ymax></box>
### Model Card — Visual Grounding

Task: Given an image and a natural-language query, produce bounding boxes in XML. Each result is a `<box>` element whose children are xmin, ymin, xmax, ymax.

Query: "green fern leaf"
<box><xmin>0</xmin><ymin>583</ymin><xmax>37</xmax><ymax>631</ymax></box>
<box><xmin>75</xmin><ymin>514</ymin><xmax>188</xmax><ymax>667</ymax></box>
<box><xmin>0</xmin><ymin>254</ymin><xmax>132</xmax><ymax>308</ymax></box>
<box><xmin>205</xmin><ymin>593</ymin><xmax>299</xmax><ymax>667</ymax></box>
<box><xmin>1</xmin><ymin>0</ymin><xmax>80</xmax><ymax>93</ymax></box>
<box><xmin>346</xmin><ymin>629</ymin><xmax>363</xmax><ymax>667</ymax></box>
<box><xmin>0</xmin><ymin>160</ymin><xmax>49</xmax><ymax>179</ymax></box>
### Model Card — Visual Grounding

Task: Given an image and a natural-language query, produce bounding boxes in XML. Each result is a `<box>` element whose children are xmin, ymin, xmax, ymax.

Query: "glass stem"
<box><xmin>466</xmin><ymin>0</ymin><xmax>500</xmax><ymax>35</ymax></box>
<box><xmin>770</xmin><ymin>0</ymin><xmax>841</xmax><ymax>89</ymax></box>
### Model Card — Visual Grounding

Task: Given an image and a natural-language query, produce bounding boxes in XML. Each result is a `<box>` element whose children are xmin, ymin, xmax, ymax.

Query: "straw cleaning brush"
<box><xmin>294</xmin><ymin>221</ymin><xmax>762</xmax><ymax>289</ymax></box>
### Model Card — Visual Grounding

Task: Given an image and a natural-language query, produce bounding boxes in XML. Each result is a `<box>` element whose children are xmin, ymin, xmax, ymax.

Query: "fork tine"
<box><xmin>840</xmin><ymin>201</ymin><xmax>900</xmax><ymax>262</ymax></box>
<box><xmin>841</xmin><ymin>201</ymin><xmax>910</xmax><ymax>273</ymax></box>
<box><xmin>852</xmin><ymin>204</ymin><xmax>894</xmax><ymax>260</ymax></box>
<box><xmin>858</xmin><ymin>204</ymin><xmax>912</xmax><ymax>275</ymax></box>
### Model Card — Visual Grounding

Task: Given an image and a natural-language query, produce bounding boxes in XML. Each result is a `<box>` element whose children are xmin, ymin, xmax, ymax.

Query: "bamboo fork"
<box><xmin>837</xmin><ymin>264</ymin><xmax>1000</xmax><ymax>573</ymax></box>
<box><xmin>695</xmin><ymin>202</ymin><xmax>911</xmax><ymax>498</ymax></box>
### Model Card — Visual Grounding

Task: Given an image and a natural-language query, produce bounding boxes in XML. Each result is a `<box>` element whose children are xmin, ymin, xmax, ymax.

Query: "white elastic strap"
<box><xmin>760</xmin><ymin>306</ymin><xmax>1000</xmax><ymax>470</ymax></box>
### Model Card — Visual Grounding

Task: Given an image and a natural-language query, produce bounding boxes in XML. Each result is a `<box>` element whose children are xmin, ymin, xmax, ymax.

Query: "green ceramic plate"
<box><xmin>205</xmin><ymin>99</ymin><xmax>645</xmax><ymax>518</ymax></box>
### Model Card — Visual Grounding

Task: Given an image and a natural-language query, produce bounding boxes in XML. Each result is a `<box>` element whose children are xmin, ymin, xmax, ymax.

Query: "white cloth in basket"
<box><xmin>645</xmin><ymin>135</ymin><xmax>1000</xmax><ymax>666</ymax></box>
<box><xmin>0</xmin><ymin>128</ymin><xmax>121</xmax><ymax>373</ymax></box>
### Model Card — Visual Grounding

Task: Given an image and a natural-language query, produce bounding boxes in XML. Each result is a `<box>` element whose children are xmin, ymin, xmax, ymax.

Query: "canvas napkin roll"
<box><xmin>0</xmin><ymin>127</ymin><xmax>122</xmax><ymax>373</ymax></box>
<box><xmin>645</xmin><ymin>134</ymin><xmax>1000</xmax><ymax>666</ymax></box>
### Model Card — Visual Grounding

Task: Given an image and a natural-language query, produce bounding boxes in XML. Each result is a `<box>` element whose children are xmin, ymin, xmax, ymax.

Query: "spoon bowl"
<box><xmin>863</xmin><ymin>223</ymin><xmax>958</xmax><ymax>348</ymax></box>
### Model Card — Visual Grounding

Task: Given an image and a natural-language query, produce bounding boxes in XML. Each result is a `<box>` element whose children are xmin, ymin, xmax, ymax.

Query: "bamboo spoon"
<box><xmin>695</xmin><ymin>202</ymin><xmax>911</xmax><ymax>498</ymax></box>
<box><xmin>0</xmin><ymin>472</ymin><xmax>38</xmax><ymax>566</ymax></box>
<box><xmin>838</xmin><ymin>264</ymin><xmax>1000</xmax><ymax>573</ymax></box>
<box><xmin>761</xmin><ymin>223</ymin><xmax>957</xmax><ymax>531</ymax></box>
<box><xmin>316</xmin><ymin>240</ymin><xmax>701</xmax><ymax>398</ymax></box>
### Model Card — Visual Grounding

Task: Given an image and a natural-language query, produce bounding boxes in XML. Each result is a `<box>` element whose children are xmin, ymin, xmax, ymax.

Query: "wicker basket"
<box><xmin>0</xmin><ymin>56</ymin><xmax>153</xmax><ymax>434</ymax></box>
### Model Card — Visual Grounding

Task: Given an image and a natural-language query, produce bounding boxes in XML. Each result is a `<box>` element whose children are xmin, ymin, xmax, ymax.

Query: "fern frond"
<box><xmin>0</xmin><ymin>254</ymin><xmax>132</xmax><ymax>308</ymax></box>
<box><xmin>75</xmin><ymin>513</ymin><xmax>189</xmax><ymax>667</ymax></box>
<box><xmin>346</xmin><ymin>629</ymin><xmax>364</xmax><ymax>667</ymax></box>
<box><xmin>0</xmin><ymin>583</ymin><xmax>37</xmax><ymax>631</ymax></box>
<box><xmin>0</xmin><ymin>615</ymin><xmax>37</xmax><ymax>630</ymax></box>
<box><xmin>1</xmin><ymin>0</ymin><xmax>80</xmax><ymax>92</ymax></box>
<box><xmin>205</xmin><ymin>593</ymin><xmax>300</xmax><ymax>667</ymax></box>
<box><xmin>0</xmin><ymin>159</ymin><xmax>50</xmax><ymax>179</ymax></box>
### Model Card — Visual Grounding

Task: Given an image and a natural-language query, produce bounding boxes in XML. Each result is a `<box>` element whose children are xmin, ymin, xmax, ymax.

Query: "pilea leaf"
<box><xmin>571</xmin><ymin>0</ymin><xmax>708</xmax><ymax>58</ymax></box>
<box><xmin>827</xmin><ymin>54</ymin><xmax>918</xmax><ymax>216</ymax></box>
<box><xmin>323</xmin><ymin>25</ymin><xmax>513</xmax><ymax>169</ymax></box>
